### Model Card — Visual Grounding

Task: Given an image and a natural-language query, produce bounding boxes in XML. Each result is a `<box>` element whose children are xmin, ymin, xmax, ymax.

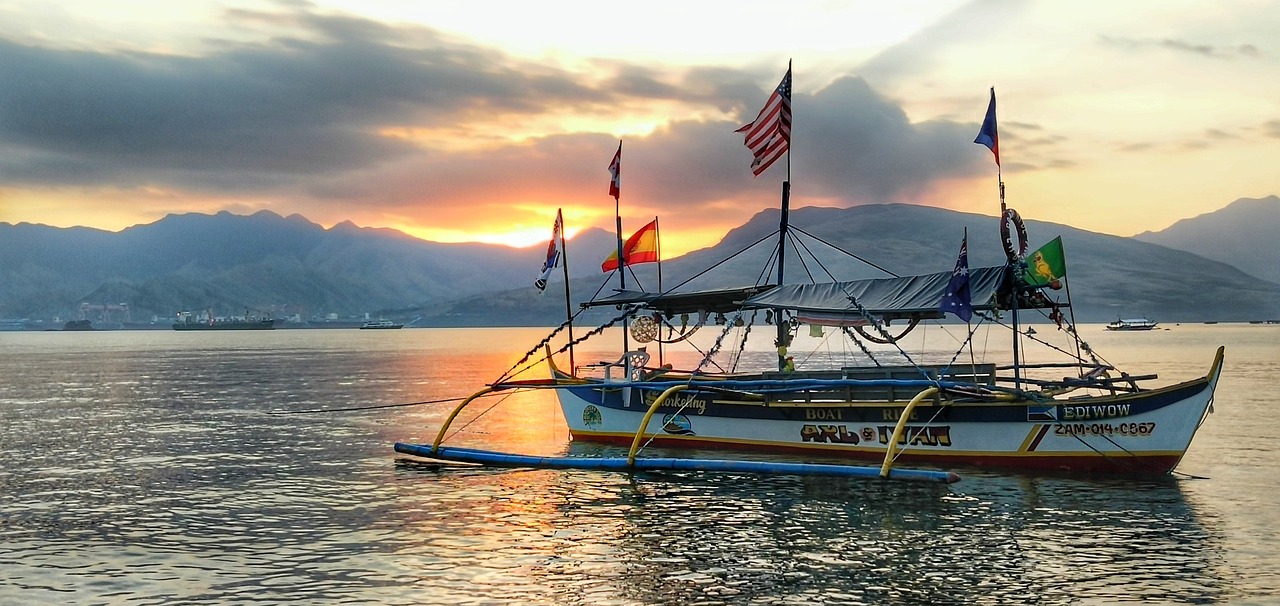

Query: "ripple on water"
<box><xmin>2</xmin><ymin>330</ymin><xmax>1276</xmax><ymax>604</ymax></box>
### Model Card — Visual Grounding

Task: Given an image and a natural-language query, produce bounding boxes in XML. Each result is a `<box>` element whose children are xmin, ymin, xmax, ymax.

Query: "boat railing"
<box><xmin>759</xmin><ymin>364</ymin><xmax>996</xmax><ymax>404</ymax></box>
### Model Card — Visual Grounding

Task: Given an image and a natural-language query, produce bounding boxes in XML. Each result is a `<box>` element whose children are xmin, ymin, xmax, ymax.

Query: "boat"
<box><xmin>398</xmin><ymin>80</ymin><xmax>1222</xmax><ymax>480</ymax></box>
<box><xmin>1106</xmin><ymin>318</ymin><xmax>1158</xmax><ymax>331</ymax></box>
<box><xmin>172</xmin><ymin>309</ymin><xmax>275</xmax><ymax>331</ymax></box>
<box><xmin>360</xmin><ymin>319</ymin><xmax>404</xmax><ymax>330</ymax></box>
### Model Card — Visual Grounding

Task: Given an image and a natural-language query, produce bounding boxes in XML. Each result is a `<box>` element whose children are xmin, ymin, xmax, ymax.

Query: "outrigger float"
<box><xmin>395</xmin><ymin>80</ymin><xmax>1223</xmax><ymax>483</ymax></box>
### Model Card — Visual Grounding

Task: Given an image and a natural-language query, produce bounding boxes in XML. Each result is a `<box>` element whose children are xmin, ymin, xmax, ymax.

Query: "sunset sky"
<box><xmin>1</xmin><ymin>0</ymin><xmax>1276</xmax><ymax>256</ymax></box>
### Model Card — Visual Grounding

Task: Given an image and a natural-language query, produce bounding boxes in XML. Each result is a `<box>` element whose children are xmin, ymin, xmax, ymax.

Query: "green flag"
<box><xmin>1024</xmin><ymin>236</ymin><xmax>1066</xmax><ymax>288</ymax></box>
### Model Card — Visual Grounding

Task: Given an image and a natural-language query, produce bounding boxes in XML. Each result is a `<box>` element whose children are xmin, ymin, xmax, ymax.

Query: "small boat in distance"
<box><xmin>360</xmin><ymin>319</ymin><xmax>404</xmax><ymax>330</ymax></box>
<box><xmin>1106</xmin><ymin>318</ymin><xmax>1158</xmax><ymax>331</ymax></box>
<box><xmin>172</xmin><ymin>309</ymin><xmax>275</xmax><ymax>331</ymax></box>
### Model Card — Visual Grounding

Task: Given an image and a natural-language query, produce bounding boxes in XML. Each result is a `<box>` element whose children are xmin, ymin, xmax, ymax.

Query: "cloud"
<box><xmin>0</xmin><ymin>3</ymin><xmax>998</xmax><ymax>234</ymax></box>
<box><xmin>856</xmin><ymin>0</ymin><xmax>1028</xmax><ymax>85</ymax></box>
<box><xmin>1098</xmin><ymin>35</ymin><xmax>1265</xmax><ymax>60</ymax></box>
<box><xmin>1263</xmin><ymin>120</ymin><xmax>1280</xmax><ymax>139</ymax></box>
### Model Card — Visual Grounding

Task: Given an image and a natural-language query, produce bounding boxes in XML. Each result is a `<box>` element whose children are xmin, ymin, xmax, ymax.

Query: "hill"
<box><xmin>416</xmin><ymin>203</ymin><xmax>1280</xmax><ymax>325</ymax></box>
<box><xmin>4</xmin><ymin>203</ymin><xmax>1278</xmax><ymax>327</ymax></box>
<box><xmin>0</xmin><ymin>211</ymin><xmax>617</xmax><ymax>325</ymax></box>
<box><xmin>1134</xmin><ymin>195</ymin><xmax>1280</xmax><ymax>284</ymax></box>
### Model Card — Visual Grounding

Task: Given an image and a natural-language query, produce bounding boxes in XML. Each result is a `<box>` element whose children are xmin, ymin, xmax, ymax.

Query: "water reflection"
<box><xmin>0</xmin><ymin>328</ymin><xmax>1262</xmax><ymax>604</ymax></box>
<box><xmin>388</xmin><ymin>456</ymin><xmax>1226</xmax><ymax>605</ymax></box>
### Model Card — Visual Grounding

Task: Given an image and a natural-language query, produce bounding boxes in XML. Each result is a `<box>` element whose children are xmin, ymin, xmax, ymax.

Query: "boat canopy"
<box><xmin>584</xmin><ymin>285</ymin><xmax>777</xmax><ymax>315</ymax></box>
<box><xmin>585</xmin><ymin>266</ymin><xmax>1059</xmax><ymax>322</ymax></box>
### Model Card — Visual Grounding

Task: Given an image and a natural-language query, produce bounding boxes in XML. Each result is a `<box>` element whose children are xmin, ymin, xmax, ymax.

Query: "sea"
<box><xmin>1</xmin><ymin>323</ymin><xmax>1277</xmax><ymax>605</ymax></box>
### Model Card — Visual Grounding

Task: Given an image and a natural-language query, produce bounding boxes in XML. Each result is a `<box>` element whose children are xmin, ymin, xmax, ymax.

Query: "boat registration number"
<box><xmin>1054</xmin><ymin>422</ymin><xmax>1155</xmax><ymax>437</ymax></box>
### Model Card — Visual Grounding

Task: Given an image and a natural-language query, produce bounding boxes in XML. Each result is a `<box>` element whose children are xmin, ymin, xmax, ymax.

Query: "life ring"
<box><xmin>1001</xmin><ymin>207</ymin><xmax>1028</xmax><ymax>262</ymax></box>
<box><xmin>630</xmin><ymin>315</ymin><xmax>658</xmax><ymax>343</ymax></box>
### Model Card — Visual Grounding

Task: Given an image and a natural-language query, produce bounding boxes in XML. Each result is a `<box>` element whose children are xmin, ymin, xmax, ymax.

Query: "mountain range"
<box><xmin>1134</xmin><ymin>195</ymin><xmax>1280</xmax><ymax>285</ymax></box>
<box><xmin>3</xmin><ymin>197</ymin><xmax>1279</xmax><ymax>327</ymax></box>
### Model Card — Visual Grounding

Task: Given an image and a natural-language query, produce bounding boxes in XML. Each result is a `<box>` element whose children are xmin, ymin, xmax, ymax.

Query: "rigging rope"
<box><xmin>695</xmin><ymin>310</ymin><xmax>745</xmax><ymax>373</ymax></box>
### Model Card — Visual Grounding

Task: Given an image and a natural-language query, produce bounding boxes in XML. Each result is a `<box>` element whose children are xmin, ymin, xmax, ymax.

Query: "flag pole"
<box><xmin>1058</xmin><ymin>240</ymin><xmax>1084</xmax><ymax>378</ymax></box>
<box><xmin>963</xmin><ymin>227</ymin><xmax>977</xmax><ymax>377</ymax></box>
<box><xmin>654</xmin><ymin>216</ymin><xmax>664</xmax><ymax>367</ymax></box>
<box><xmin>979</xmin><ymin>86</ymin><xmax>1019</xmax><ymax>389</ymax></box>
<box><xmin>775</xmin><ymin>59</ymin><xmax>793</xmax><ymax>372</ymax></box>
<box><xmin>558</xmin><ymin>210</ymin><xmax>575</xmax><ymax>372</ymax></box>
<box><xmin>612</xmin><ymin>140</ymin><xmax>630</xmax><ymax>354</ymax></box>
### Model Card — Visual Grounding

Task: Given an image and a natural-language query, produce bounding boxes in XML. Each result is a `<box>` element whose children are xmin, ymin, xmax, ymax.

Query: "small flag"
<box><xmin>602</xmin><ymin>219</ymin><xmax>658</xmax><ymax>272</ymax></box>
<box><xmin>1024</xmin><ymin>236</ymin><xmax>1066</xmax><ymax>289</ymax></box>
<box><xmin>735</xmin><ymin>65</ymin><xmax>792</xmax><ymax>176</ymax></box>
<box><xmin>1027</xmin><ymin>405</ymin><xmax>1058</xmax><ymax>422</ymax></box>
<box><xmin>974</xmin><ymin>87</ymin><xmax>1000</xmax><ymax>166</ymax></box>
<box><xmin>607</xmin><ymin>141</ymin><xmax>621</xmax><ymax>200</ymax></box>
<box><xmin>939</xmin><ymin>233</ymin><xmax>973</xmax><ymax>322</ymax></box>
<box><xmin>535</xmin><ymin>209</ymin><xmax>563</xmax><ymax>292</ymax></box>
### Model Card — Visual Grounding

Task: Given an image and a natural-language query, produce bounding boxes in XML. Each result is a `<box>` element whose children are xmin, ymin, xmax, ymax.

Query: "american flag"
<box><xmin>607</xmin><ymin>140</ymin><xmax>621</xmax><ymax>200</ymax></box>
<box><xmin>735</xmin><ymin>66</ymin><xmax>792</xmax><ymax>176</ymax></box>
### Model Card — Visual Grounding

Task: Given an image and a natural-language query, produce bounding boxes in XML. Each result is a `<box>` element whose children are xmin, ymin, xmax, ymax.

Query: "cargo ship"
<box><xmin>172</xmin><ymin>309</ymin><xmax>276</xmax><ymax>331</ymax></box>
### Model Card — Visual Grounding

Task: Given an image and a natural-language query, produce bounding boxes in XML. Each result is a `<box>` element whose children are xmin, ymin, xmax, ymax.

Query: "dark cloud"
<box><xmin>0</xmin><ymin>4</ymin><xmax>997</xmax><ymax>228</ymax></box>
<box><xmin>0</xmin><ymin>8</ymin><xmax>607</xmax><ymax>187</ymax></box>
<box><xmin>1098</xmin><ymin>35</ymin><xmax>1265</xmax><ymax>60</ymax></box>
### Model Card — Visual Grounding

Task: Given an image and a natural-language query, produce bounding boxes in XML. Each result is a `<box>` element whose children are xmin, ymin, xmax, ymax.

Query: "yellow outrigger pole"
<box><xmin>879</xmin><ymin>387</ymin><xmax>939</xmax><ymax>478</ymax></box>
<box><xmin>403</xmin><ymin>380</ymin><xmax>959</xmax><ymax>483</ymax></box>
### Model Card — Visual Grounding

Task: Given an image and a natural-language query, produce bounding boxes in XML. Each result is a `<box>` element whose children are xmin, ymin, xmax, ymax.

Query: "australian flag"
<box><xmin>939</xmin><ymin>233</ymin><xmax>973</xmax><ymax>322</ymax></box>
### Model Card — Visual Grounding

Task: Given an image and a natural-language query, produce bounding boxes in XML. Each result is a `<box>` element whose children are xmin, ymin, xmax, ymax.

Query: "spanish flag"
<box><xmin>602</xmin><ymin>219</ymin><xmax>659</xmax><ymax>272</ymax></box>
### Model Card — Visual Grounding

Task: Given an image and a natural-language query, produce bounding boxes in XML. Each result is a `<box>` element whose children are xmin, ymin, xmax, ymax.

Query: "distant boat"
<box><xmin>62</xmin><ymin>319</ymin><xmax>95</xmax><ymax>331</ymax></box>
<box><xmin>172</xmin><ymin>309</ymin><xmax>275</xmax><ymax>331</ymax></box>
<box><xmin>360</xmin><ymin>319</ymin><xmax>404</xmax><ymax>330</ymax></box>
<box><xmin>1106</xmin><ymin>318</ymin><xmax>1158</xmax><ymax>331</ymax></box>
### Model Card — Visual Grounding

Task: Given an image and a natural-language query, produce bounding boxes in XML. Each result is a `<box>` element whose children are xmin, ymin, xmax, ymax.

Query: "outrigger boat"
<box><xmin>396</xmin><ymin>80</ymin><xmax>1223</xmax><ymax>481</ymax></box>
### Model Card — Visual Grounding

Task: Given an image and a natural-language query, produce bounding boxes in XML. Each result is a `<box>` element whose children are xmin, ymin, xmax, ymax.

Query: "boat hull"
<box><xmin>551</xmin><ymin>350</ymin><xmax>1222</xmax><ymax>475</ymax></box>
<box><xmin>172</xmin><ymin>319</ymin><xmax>276</xmax><ymax>330</ymax></box>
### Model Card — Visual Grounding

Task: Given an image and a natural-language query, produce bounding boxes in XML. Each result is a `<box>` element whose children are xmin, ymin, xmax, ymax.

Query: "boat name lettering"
<box><xmin>876</xmin><ymin>425</ymin><xmax>953</xmax><ymax>447</ymax></box>
<box><xmin>1060</xmin><ymin>403</ymin><xmax>1132</xmax><ymax>421</ymax></box>
<box><xmin>643</xmin><ymin>393</ymin><xmax>706</xmax><ymax>415</ymax></box>
<box><xmin>800</xmin><ymin>424</ymin><xmax>860</xmax><ymax>444</ymax></box>
<box><xmin>1054</xmin><ymin>422</ymin><xmax>1154</xmax><ymax>437</ymax></box>
<box><xmin>882</xmin><ymin>408</ymin><xmax>920</xmax><ymax>422</ymax></box>
<box><xmin>804</xmin><ymin>408</ymin><xmax>844</xmax><ymax>421</ymax></box>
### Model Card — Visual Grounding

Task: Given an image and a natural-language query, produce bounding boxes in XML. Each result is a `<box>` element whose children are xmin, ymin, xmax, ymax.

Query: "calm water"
<box><xmin>1</xmin><ymin>324</ymin><xmax>1278</xmax><ymax>605</ymax></box>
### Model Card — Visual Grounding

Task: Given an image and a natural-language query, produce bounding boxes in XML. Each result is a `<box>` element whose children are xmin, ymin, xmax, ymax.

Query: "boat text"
<box><xmin>804</xmin><ymin>408</ymin><xmax>844</xmax><ymax>421</ymax></box>
<box><xmin>1054</xmin><ymin>422</ymin><xmax>1155</xmax><ymax>437</ymax></box>
<box><xmin>881</xmin><ymin>408</ymin><xmax>921</xmax><ymax>422</ymax></box>
<box><xmin>878</xmin><ymin>425</ymin><xmax>953</xmax><ymax>447</ymax></box>
<box><xmin>643</xmin><ymin>392</ymin><xmax>707</xmax><ymax>415</ymax></box>
<box><xmin>1060</xmin><ymin>403</ymin><xmax>1132</xmax><ymax>421</ymax></box>
<box><xmin>800</xmin><ymin>424</ymin><xmax>860</xmax><ymax>444</ymax></box>
<box><xmin>800</xmin><ymin>424</ymin><xmax>953</xmax><ymax>447</ymax></box>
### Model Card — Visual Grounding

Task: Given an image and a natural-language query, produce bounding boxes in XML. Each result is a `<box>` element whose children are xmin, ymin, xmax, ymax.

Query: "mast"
<box><xmin>978</xmin><ymin>86</ymin><xmax>1020</xmax><ymax>389</ymax></box>
<box><xmin>559</xmin><ymin>210</ymin><xmax>575</xmax><ymax>371</ymax></box>
<box><xmin>655</xmin><ymin>216</ymin><xmax>664</xmax><ymax>367</ymax></box>
<box><xmin>774</xmin><ymin>60</ymin><xmax>793</xmax><ymax>371</ymax></box>
<box><xmin>610</xmin><ymin>140</ymin><xmax>629</xmax><ymax>353</ymax></box>
<box><xmin>736</xmin><ymin>60</ymin><xmax>793</xmax><ymax>370</ymax></box>
<box><xmin>775</xmin><ymin>179</ymin><xmax>791</xmax><ymax>370</ymax></box>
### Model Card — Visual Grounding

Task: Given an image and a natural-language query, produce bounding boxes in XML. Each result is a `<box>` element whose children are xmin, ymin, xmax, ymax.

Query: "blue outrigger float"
<box><xmin>395</xmin><ymin>81</ymin><xmax>1223</xmax><ymax>483</ymax></box>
